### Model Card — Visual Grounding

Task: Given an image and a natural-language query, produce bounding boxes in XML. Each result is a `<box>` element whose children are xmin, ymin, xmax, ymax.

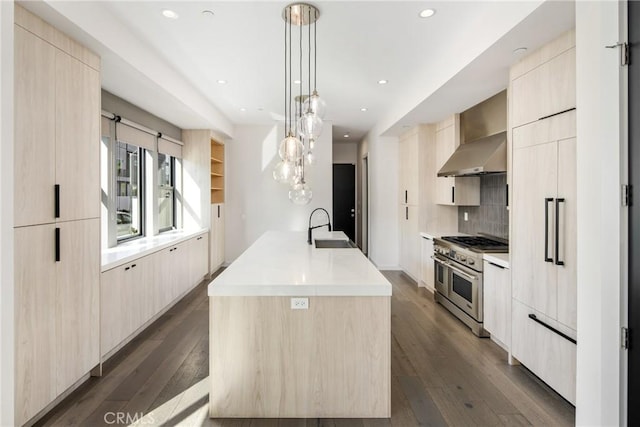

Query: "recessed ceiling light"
<box><xmin>217</xmin><ymin>79</ymin><xmax>227</xmax><ymax>84</ymax></box>
<box><xmin>419</xmin><ymin>9</ymin><xmax>436</xmax><ymax>18</ymax></box>
<box><xmin>360</xmin><ymin>107</ymin><xmax>368</xmax><ymax>112</ymax></box>
<box><xmin>240</xmin><ymin>107</ymin><xmax>246</xmax><ymax>112</ymax></box>
<box><xmin>202</xmin><ymin>10</ymin><xmax>214</xmax><ymax>17</ymax></box>
<box><xmin>378</xmin><ymin>79</ymin><xmax>388</xmax><ymax>85</ymax></box>
<box><xmin>294</xmin><ymin>80</ymin><xmax>301</xmax><ymax>85</ymax></box>
<box><xmin>513</xmin><ymin>47</ymin><xmax>528</xmax><ymax>55</ymax></box>
<box><xmin>344</xmin><ymin>134</ymin><xmax>350</xmax><ymax>138</ymax></box>
<box><xmin>162</xmin><ymin>9</ymin><xmax>179</xmax><ymax>19</ymax></box>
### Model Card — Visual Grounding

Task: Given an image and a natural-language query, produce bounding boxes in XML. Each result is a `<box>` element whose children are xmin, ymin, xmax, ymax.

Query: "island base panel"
<box><xmin>209</xmin><ymin>296</ymin><xmax>391</xmax><ymax>418</ymax></box>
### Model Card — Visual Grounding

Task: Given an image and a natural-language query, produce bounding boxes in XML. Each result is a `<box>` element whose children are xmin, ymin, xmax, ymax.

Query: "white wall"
<box><xmin>0</xmin><ymin>1</ymin><xmax>14</xmax><ymax>425</ymax></box>
<box><xmin>225</xmin><ymin>124</ymin><xmax>332</xmax><ymax>262</ymax></box>
<box><xmin>361</xmin><ymin>132</ymin><xmax>400</xmax><ymax>269</ymax></box>
<box><xmin>333</xmin><ymin>142</ymin><xmax>357</xmax><ymax>164</ymax></box>
<box><xmin>576</xmin><ymin>1</ymin><xmax>626</xmax><ymax>425</ymax></box>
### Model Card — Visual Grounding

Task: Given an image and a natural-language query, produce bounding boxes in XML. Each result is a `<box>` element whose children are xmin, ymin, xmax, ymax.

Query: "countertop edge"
<box><xmin>483</xmin><ymin>253</ymin><xmax>510</xmax><ymax>269</ymax></box>
<box><xmin>208</xmin><ymin>284</ymin><xmax>393</xmax><ymax>297</ymax></box>
<box><xmin>101</xmin><ymin>228</ymin><xmax>209</xmax><ymax>272</ymax></box>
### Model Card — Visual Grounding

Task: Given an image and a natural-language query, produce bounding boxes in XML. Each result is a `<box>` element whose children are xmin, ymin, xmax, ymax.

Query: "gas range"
<box><xmin>434</xmin><ymin>234</ymin><xmax>508</xmax><ymax>272</ymax></box>
<box><xmin>432</xmin><ymin>234</ymin><xmax>508</xmax><ymax>337</ymax></box>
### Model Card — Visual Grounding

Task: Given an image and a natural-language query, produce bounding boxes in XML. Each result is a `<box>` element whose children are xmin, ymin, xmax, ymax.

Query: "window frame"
<box><xmin>157</xmin><ymin>153</ymin><xmax>176</xmax><ymax>233</ymax></box>
<box><xmin>115</xmin><ymin>142</ymin><xmax>145</xmax><ymax>243</ymax></box>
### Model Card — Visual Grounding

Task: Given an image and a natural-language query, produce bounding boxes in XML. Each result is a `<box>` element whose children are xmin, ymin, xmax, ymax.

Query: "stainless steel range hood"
<box><xmin>437</xmin><ymin>131</ymin><xmax>507</xmax><ymax>177</ymax></box>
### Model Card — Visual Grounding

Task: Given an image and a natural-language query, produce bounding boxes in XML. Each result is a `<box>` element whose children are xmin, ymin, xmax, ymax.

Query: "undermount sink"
<box><xmin>314</xmin><ymin>239</ymin><xmax>357</xmax><ymax>249</ymax></box>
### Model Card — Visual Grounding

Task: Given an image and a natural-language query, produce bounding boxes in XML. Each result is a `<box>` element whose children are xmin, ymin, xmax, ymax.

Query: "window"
<box><xmin>115</xmin><ymin>141</ymin><xmax>143</xmax><ymax>240</ymax></box>
<box><xmin>158</xmin><ymin>153</ymin><xmax>175</xmax><ymax>232</ymax></box>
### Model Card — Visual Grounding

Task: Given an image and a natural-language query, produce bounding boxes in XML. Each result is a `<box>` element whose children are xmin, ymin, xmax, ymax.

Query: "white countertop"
<box><xmin>208</xmin><ymin>230</ymin><xmax>392</xmax><ymax>297</ymax></box>
<box><xmin>483</xmin><ymin>253</ymin><xmax>510</xmax><ymax>269</ymax></box>
<box><xmin>420</xmin><ymin>230</ymin><xmax>467</xmax><ymax>240</ymax></box>
<box><xmin>101</xmin><ymin>228</ymin><xmax>208</xmax><ymax>272</ymax></box>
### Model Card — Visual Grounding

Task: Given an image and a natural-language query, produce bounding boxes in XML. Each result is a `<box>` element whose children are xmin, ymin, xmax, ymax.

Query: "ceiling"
<box><xmin>20</xmin><ymin>1</ymin><xmax>575</xmax><ymax>143</ymax></box>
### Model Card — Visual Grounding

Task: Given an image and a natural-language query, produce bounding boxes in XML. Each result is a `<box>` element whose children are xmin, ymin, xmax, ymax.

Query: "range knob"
<box><xmin>468</xmin><ymin>259</ymin><xmax>475</xmax><ymax>265</ymax></box>
<box><xmin>459</xmin><ymin>255</ymin><xmax>466</xmax><ymax>262</ymax></box>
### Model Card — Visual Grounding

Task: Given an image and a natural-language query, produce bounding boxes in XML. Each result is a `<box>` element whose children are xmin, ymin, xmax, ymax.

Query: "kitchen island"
<box><xmin>207</xmin><ymin>230</ymin><xmax>391</xmax><ymax>418</ymax></box>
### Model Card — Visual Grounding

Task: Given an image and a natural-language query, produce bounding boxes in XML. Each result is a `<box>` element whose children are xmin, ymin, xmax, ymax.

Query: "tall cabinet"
<box><xmin>509</xmin><ymin>30</ymin><xmax>577</xmax><ymax>405</ymax></box>
<box><xmin>399</xmin><ymin>127</ymin><xmax>420</xmax><ymax>281</ymax></box>
<box><xmin>13</xmin><ymin>7</ymin><xmax>101</xmax><ymax>425</ymax></box>
<box><xmin>182</xmin><ymin>130</ymin><xmax>226</xmax><ymax>274</ymax></box>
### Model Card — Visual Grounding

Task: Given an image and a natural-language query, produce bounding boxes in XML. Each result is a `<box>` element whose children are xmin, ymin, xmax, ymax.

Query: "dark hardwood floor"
<box><xmin>36</xmin><ymin>270</ymin><xmax>575</xmax><ymax>427</ymax></box>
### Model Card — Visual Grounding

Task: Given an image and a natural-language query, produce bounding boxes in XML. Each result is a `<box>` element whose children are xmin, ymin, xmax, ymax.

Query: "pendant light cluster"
<box><xmin>273</xmin><ymin>2</ymin><xmax>326</xmax><ymax>205</ymax></box>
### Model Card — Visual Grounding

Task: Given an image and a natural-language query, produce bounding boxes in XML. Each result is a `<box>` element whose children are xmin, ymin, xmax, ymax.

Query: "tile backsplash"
<box><xmin>458</xmin><ymin>174</ymin><xmax>508</xmax><ymax>239</ymax></box>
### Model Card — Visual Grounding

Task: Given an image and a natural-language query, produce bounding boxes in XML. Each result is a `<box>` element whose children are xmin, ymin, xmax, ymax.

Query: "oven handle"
<box><xmin>431</xmin><ymin>256</ymin><xmax>477</xmax><ymax>281</ymax></box>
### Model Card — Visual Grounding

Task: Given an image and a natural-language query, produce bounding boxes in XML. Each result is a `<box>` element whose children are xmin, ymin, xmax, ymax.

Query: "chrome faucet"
<box><xmin>308</xmin><ymin>208</ymin><xmax>332</xmax><ymax>245</ymax></box>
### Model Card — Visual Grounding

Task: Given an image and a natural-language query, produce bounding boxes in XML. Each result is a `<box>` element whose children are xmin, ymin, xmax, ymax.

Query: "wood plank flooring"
<box><xmin>35</xmin><ymin>270</ymin><xmax>575</xmax><ymax>427</ymax></box>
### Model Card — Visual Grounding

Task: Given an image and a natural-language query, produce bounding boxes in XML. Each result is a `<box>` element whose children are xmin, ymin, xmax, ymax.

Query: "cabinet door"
<box><xmin>400</xmin><ymin>135</ymin><xmax>419</xmax><ymax>205</ymax></box>
<box><xmin>512</xmin><ymin>139</ymin><xmax>558</xmax><ymax>318</ymax></box>
<box><xmin>100</xmin><ymin>264</ymin><xmax>126</xmax><ymax>357</ymax></box>
<box><xmin>435</xmin><ymin>125</ymin><xmax>456</xmax><ymax>205</ymax></box>
<box><xmin>421</xmin><ymin>237</ymin><xmax>434</xmax><ymax>290</ymax></box>
<box><xmin>14</xmin><ymin>26</ymin><xmax>56</xmax><ymax>227</ymax></box>
<box><xmin>15</xmin><ymin>224</ymin><xmax>56</xmax><ymax>426</ymax></box>
<box><xmin>511</xmin><ymin>47</ymin><xmax>576</xmax><ymax>128</ymax></box>
<box><xmin>190</xmin><ymin>234</ymin><xmax>208</xmax><ymax>286</ymax></box>
<box><xmin>556</xmin><ymin>137</ymin><xmax>577</xmax><ymax>330</ymax></box>
<box><xmin>483</xmin><ymin>261</ymin><xmax>511</xmax><ymax>348</ymax></box>
<box><xmin>55</xmin><ymin>51</ymin><xmax>100</xmax><ymax>221</ymax></box>
<box><xmin>56</xmin><ymin>219</ymin><xmax>100</xmax><ymax>392</ymax></box>
<box><xmin>211</xmin><ymin>204</ymin><xmax>225</xmax><ymax>271</ymax></box>
<box><xmin>407</xmin><ymin>205</ymin><xmax>420</xmax><ymax>280</ymax></box>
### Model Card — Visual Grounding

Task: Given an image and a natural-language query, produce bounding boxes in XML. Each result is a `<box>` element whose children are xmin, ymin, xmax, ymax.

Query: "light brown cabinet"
<box><xmin>211</xmin><ymin>203</ymin><xmax>225</xmax><ymax>273</ymax></box>
<box><xmin>15</xmin><ymin>219</ymin><xmax>100</xmax><ymax>425</ymax></box>
<box><xmin>434</xmin><ymin>115</ymin><xmax>480</xmax><ymax>206</ymax></box>
<box><xmin>483</xmin><ymin>259</ymin><xmax>511</xmax><ymax>349</ymax></box>
<box><xmin>14</xmin><ymin>7</ymin><xmax>101</xmax><ymax>425</ymax></box>
<box><xmin>509</xmin><ymin>30</ymin><xmax>576</xmax><ymax>405</ymax></box>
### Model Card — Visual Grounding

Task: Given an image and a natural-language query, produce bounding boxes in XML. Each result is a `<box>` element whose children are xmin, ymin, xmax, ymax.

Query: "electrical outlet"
<box><xmin>291</xmin><ymin>297</ymin><xmax>309</xmax><ymax>310</ymax></box>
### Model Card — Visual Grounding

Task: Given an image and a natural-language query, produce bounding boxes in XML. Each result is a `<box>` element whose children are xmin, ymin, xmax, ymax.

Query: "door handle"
<box><xmin>405</xmin><ymin>190</ymin><xmax>407</xmax><ymax>204</ymax></box>
<box><xmin>555</xmin><ymin>198</ymin><xmax>565</xmax><ymax>266</ymax></box>
<box><xmin>217</xmin><ymin>205</ymin><xmax>220</xmax><ymax>218</ymax></box>
<box><xmin>55</xmin><ymin>227</ymin><xmax>60</xmax><ymax>262</ymax></box>
<box><xmin>451</xmin><ymin>186</ymin><xmax>455</xmax><ymax>204</ymax></box>
<box><xmin>544</xmin><ymin>198</ymin><xmax>554</xmax><ymax>262</ymax></box>
<box><xmin>54</xmin><ymin>184</ymin><xmax>60</xmax><ymax>218</ymax></box>
<box><xmin>405</xmin><ymin>206</ymin><xmax>408</xmax><ymax>220</ymax></box>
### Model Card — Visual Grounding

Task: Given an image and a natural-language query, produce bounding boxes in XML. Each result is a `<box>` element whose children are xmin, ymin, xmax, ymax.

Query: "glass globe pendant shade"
<box><xmin>278</xmin><ymin>135</ymin><xmax>304</xmax><ymax>162</ymax></box>
<box><xmin>309</xmin><ymin>139</ymin><xmax>315</xmax><ymax>150</ymax></box>
<box><xmin>290</xmin><ymin>162</ymin><xmax>304</xmax><ymax>185</ymax></box>
<box><xmin>303</xmin><ymin>90</ymin><xmax>326</xmax><ymax>119</ymax></box>
<box><xmin>297</xmin><ymin>111</ymin><xmax>323</xmax><ymax>140</ymax></box>
<box><xmin>272</xmin><ymin>160</ymin><xmax>294</xmax><ymax>184</ymax></box>
<box><xmin>289</xmin><ymin>181</ymin><xmax>313</xmax><ymax>205</ymax></box>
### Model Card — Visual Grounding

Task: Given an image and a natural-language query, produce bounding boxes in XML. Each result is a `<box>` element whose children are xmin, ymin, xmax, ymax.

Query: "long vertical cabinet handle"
<box><xmin>406</xmin><ymin>206</ymin><xmax>408</xmax><ymax>220</ymax></box>
<box><xmin>405</xmin><ymin>190</ymin><xmax>408</xmax><ymax>204</ymax></box>
<box><xmin>217</xmin><ymin>205</ymin><xmax>220</xmax><ymax>218</ymax></box>
<box><xmin>544</xmin><ymin>198</ymin><xmax>554</xmax><ymax>263</ymax></box>
<box><xmin>506</xmin><ymin>184</ymin><xmax>509</xmax><ymax>207</ymax></box>
<box><xmin>451</xmin><ymin>186</ymin><xmax>455</xmax><ymax>204</ymax></box>
<box><xmin>55</xmin><ymin>227</ymin><xmax>61</xmax><ymax>262</ymax></box>
<box><xmin>555</xmin><ymin>198</ymin><xmax>565</xmax><ymax>266</ymax></box>
<box><xmin>54</xmin><ymin>184</ymin><xmax>60</xmax><ymax>218</ymax></box>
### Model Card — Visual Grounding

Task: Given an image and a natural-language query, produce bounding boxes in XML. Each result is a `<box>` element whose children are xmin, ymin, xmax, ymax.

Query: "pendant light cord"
<box><xmin>284</xmin><ymin>12</ymin><xmax>287</xmax><ymax>136</ymax></box>
<box><xmin>314</xmin><ymin>18</ymin><xmax>317</xmax><ymax>91</ymax></box>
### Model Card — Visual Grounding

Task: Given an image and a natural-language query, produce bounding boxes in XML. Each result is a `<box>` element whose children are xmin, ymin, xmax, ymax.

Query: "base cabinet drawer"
<box><xmin>511</xmin><ymin>299</ymin><xmax>576</xmax><ymax>404</ymax></box>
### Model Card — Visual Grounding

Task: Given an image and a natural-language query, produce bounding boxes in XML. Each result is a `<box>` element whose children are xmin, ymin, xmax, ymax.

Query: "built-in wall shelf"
<box><xmin>211</xmin><ymin>139</ymin><xmax>225</xmax><ymax>204</ymax></box>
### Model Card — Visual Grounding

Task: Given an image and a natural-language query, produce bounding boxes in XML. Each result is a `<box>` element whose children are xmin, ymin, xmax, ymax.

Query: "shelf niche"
<box><xmin>211</xmin><ymin>139</ymin><xmax>225</xmax><ymax>204</ymax></box>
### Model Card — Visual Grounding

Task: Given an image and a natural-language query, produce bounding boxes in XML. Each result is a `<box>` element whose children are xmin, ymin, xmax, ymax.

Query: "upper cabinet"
<box><xmin>399</xmin><ymin>128</ymin><xmax>419</xmax><ymax>205</ymax></box>
<box><xmin>434</xmin><ymin>114</ymin><xmax>480</xmax><ymax>206</ymax></box>
<box><xmin>510</xmin><ymin>31</ymin><xmax>576</xmax><ymax>129</ymax></box>
<box><xmin>14</xmin><ymin>24</ymin><xmax>100</xmax><ymax>226</ymax></box>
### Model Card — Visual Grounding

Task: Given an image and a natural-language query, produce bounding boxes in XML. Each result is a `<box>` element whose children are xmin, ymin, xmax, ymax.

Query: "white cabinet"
<box><xmin>399</xmin><ymin>205</ymin><xmax>419</xmax><ymax>280</ymax></box>
<box><xmin>100</xmin><ymin>232</ymin><xmax>209</xmax><ymax>358</ymax></box>
<box><xmin>434</xmin><ymin>115</ymin><xmax>480</xmax><ymax>206</ymax></box>
<box><xmin>421</xmin><ymin>236</ymin><xmax>434</xmax><ymax>291</ymax></box>
<box><xmin>15</xmin><ymin>219</ymin><xmax>100</xmax><ymax>425</ymax></box>
<box><xmin>509</xmin><ymin>30</ymin><xmax>576</xmax><ymax>405</ymax></box>
<box><xmin>399</xmin><ymin>130</ymin><xmax>419</xmax><ymax>205</ymax></box>
<box><xmin>211</xmin><ymin>203</ymin><xmax>225</xmax><ymax>273</ymax></box>
<box><xmin>14</xmin><ymin>8</ymin><xmax>101</xmax><ymax>425</ymax></box>
<box><xmin>483</xmin><ymin>259</ymin><xmax>511</xmax><ymax>349</ymax></box>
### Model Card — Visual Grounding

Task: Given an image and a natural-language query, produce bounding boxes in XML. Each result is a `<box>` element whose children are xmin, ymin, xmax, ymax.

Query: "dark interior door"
<box><xmin>333</xmin><ymin>164</ymin><xmax>356</xmax><ymax>242</ymax></box>
<box><xmin>630</xmin><ymin>1</ymin><xmax>640</xmax><ymax>422</ymax></box>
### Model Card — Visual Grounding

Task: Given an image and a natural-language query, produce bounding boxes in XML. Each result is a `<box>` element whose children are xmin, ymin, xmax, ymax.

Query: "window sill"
<box><xmin>101</xmin><ymin>228</ymin><xmax>208</xmax><ymax>272</ymax></box>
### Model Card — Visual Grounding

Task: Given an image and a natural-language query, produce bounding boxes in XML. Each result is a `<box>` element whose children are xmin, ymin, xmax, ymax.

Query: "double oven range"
<box><xmin>433</xmin><ymin>234</ymin><xmax>508</xmax><ymax>337</ymax></box>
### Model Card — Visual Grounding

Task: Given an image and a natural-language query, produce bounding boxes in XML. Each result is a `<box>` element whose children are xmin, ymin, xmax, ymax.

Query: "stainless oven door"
<box><xmin>447</xmin><ymin>261</ymin><xmax>482</xmax><ymax>321</ymax></box>
<box><xmin>433</xmin><ymin>255</ymin><xmax>449</xmax><ymax>296</ymax></box>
